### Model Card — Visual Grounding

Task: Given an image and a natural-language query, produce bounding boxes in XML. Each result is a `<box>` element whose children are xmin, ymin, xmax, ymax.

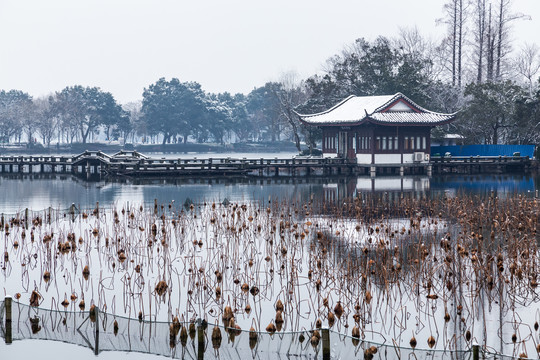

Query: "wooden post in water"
<box><xmin>94</xmin><ymin>306</ymin><xmax>100</xmax><ymax>355</ymax></box>
<box><xmin>4</xmin><ymin>295</ymin><xmax>12</xmax><ymax>344</ymax></box>
<box><xmin>197</xmin><ymin>318</ymin><xmax>205</xmax><ymax>360</ymax></box>
<box><xmin>472</xmin><ymin>342</ymin><xmax>479</xmax><ymax>360</ymax></box>
<box><xmin>70</xmin><ymin>203</ymin><xmax>76</xmax><ymax>222</ymax></box>
<box><xmin>25</xmin><ymin>208</ymin><xmax>29</xmax><ymax>229</ymax></box>
<box><xmin>321</xmin><ymin>327</ymin><xmax>330</xmax><ymax>360</ymax></box>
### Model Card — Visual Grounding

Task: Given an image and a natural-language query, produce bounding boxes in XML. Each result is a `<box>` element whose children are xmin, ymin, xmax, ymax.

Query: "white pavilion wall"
<box><xmin>374</xmin><ymin>154</ymin><xmax>402</xmax><ymax>164</ymax></box>
<box><xmin>356</xmin><ymin>153</ymin><xmax>429</xmax><ymax>164</ymax></box>
<box><xmin>356</xmin><ymin>154</ymin><xmax>372</xmax><ymax>164</ymax></box>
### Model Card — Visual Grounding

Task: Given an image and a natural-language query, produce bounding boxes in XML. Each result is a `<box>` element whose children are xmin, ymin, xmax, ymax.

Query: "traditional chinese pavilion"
<box><xmin>298</xmin><ymin>93</ymin><xmax>456</xmax><ymax>165</ymax></box>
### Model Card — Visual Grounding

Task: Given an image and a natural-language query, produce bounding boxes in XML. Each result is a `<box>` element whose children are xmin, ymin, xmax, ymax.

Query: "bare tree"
<box><xmin>395</xmin><ymin>26</ymin><xmax>445</xmax><ymax>80</ymax></box>
<box><xmin>494</xmin><ymin>0</ymin><xmax>531</xmax><ymax>79</ymax></box>
<box><xmin>21</xmin><ymin>102</ymin><xmax>39</xmax><ymax>145</ymax></box>
<box><xmin>513</xmin><ymin>43</ymin><xmax>540</xmax><ymax>96</ymax></box>
<box><xmin>483</xmin><ymin>0</ymin><xmax>531</xmax><ymax>81</ymax></box>
<box><xmin>485</xmin><ymin>2</ymin><xmax>496</xmax><ymax>81</ymax></box>
<box><xmin>438</xmin><ymin>0</ymin><xmax>468</xmax><ymax>87</ymax></box>
<box><xmin>274</xmin><ymin>72</ymin><xmax>309</xmax><ymax>152</ymax></box>
<box><xmin>470</xmin><ymin>0</ymin><xmax>530</xmax><ymax>82</ymax></box>
<box><xmin>472</xmin><ymin>0</ymin><xmax>487</xmax><ymax>82</ymax></box>
<box><xmin>123</xmin><ymin>101</ymin><xmax>143</xmax><ymax>143</ymax></box>
<box><xmin>34</xmin><ymin>96</ymin><xmax>58</xmax><ymax>147</ymax></box>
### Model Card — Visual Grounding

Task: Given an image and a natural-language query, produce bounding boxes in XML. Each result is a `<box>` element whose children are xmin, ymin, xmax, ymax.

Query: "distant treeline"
<box><xmin>1</xmin><ymin>1</ymin><xmax>539</xmax><ymax>150</ymax></box>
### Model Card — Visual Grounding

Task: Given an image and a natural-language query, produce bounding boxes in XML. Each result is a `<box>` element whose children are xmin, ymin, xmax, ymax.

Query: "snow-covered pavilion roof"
<box><xmin>297</xmin><ymin>93</ymin><xmax>456</xmax><ymax>126</ymax></box>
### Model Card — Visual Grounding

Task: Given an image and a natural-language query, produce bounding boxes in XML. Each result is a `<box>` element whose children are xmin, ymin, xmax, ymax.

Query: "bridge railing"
<box><xmin>0</xmin><ymin>156</ymin><xmax>72</xmax><ymax>163</ymax></box>
<box><xmin>107</xmin><ymin>157</ymin><xmax>341</xmax><ymax>169</ymax></box>
<box><xmin>0</xmin><ymin>153</ymin><xmax>354</xmax><ymax>167</ymax></box>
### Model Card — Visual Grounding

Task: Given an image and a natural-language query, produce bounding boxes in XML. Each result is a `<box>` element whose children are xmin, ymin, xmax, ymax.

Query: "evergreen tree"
<box><xmin>141</xmin><ymin>78</ymin><xmax>206</xmax><ymax>144</ymax></box>
<box><xmin>0</xmin><ymin>90</ymin><xmax>33</xmax><ymax>144</ymax></box>
<box><xmin>304</xmin><ymin>37</ymin><xmax>433</xmax><ymax>113</ymax></box>
<box><xmin>461</xmin><ymin>80</ymin><xmax>524</xmax><ymax>144</ymax></box>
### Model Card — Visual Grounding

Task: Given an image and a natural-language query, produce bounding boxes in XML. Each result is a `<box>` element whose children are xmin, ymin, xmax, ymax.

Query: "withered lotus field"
<box><xmin>1</xmin><ymin>193</ymin><xmax>540</xmax><ymax>357</ymax></box>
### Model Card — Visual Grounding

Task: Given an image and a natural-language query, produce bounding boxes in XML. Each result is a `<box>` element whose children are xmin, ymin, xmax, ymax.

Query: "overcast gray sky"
<box><xmin>0</xmin><ymin>0</ymin><xmax>538</xmax><ymax>104</ymax></box>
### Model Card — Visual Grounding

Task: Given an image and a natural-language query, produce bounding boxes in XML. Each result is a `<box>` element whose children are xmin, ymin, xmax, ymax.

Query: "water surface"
<box><xmin>0</xmin><ymin>173</ymin><xmax>537</xmax><ymax>214</ymax></box>
<box><xmin>1</xmin><ymin>172</ymin><xmax>538</xmax><ymax>360</ymax></box>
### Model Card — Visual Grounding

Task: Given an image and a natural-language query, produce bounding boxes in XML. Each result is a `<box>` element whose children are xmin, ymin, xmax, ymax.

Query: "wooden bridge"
<box><xmin>0</xmin><ymin>151</ymin><xmax>360</xmax><ymax>178</ymax></box>
<box><xmin>0</xmin><ymin>151</ymin><xmax>534</xmax><ymax>178</ymax></box>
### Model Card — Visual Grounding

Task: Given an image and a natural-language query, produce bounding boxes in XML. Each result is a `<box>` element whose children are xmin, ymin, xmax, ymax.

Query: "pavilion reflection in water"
<box><xmin>323</xmin><ymin>176</ymin><xmax>430</xmax><ymax>204</ymax></box>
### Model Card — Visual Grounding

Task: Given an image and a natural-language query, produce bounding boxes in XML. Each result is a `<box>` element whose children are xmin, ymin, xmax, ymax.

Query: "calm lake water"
<box><xmin>0</xmin><ymin>169</ymin><xmax>538</xmax><ymax>359</ymax></box>
<box><xmin>0</xmin><ymin>173</ymin><xmax>536</xmax><ymax>214</ymax></box>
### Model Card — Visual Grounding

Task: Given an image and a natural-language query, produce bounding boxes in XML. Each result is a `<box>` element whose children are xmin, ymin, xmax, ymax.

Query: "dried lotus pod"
<box><xmin>29</xmin><ymin>290</ymin><xmax>41</xmax><ymax>307</ymax></box>
<box><xmin>211</xmin><ymin>326</ymin><xmax>222</xmax><ymax>349</ymax></box>
<box><xmin>275</xmin><ymin>299</ymin><xmax>284</xmax><ymax>312</ymax></box>
<box><xmin>223</xmin><ymin>305</ymin><xmax>233</xmax><ymax>322</ymax></box>
<box><xmin>82</xmin><ymin>265</ymin><xmax>90</xmax><ymax>280</ymax></box>
<box><xmin>155</xmin><ymin>280</ymin><xmax>168</xmax><ymax>296</ymax></box>
<box><xmin>328</xmin><ymin>311</ymin><xmax>335</xmax><ymax>327</ymax></box>
<box><xmin>427</xmin><ymin>335</ymin><xmax>436</xmax><ymax>348</ymax></box>
<box><xmin>266</xmin><ymin>321</ymin><xmax>276</xmax><ymax>334</ymax></box>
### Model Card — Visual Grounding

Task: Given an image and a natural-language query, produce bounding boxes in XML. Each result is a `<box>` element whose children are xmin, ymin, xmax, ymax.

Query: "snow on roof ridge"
<box><xmin>297</xmin><ymin>93</ymin><xmax>457</xmax><ymax>126</ymax></box>
<box><xmin>370</xmin><ymin>92</ymin><xmax>404</xmax><ymax>114</ymax></box>
<box><xmin>387</xmin><ymin>93</ymin><xmax>459</xmax><ymax>117</ymax></box>
<box><xmin>369</xmin><ymin>112</ymin><xmax>455</xmax><ymax>125</ymax></box>
<box><xmin>296</xmin><ymin>93</ymin><xmax>404</xmax><ymax>118</ymax></box>
<box><xmin>295</xmin><ymin>94</ymin><xmax>358</xmax><ymax>119</ymax></box>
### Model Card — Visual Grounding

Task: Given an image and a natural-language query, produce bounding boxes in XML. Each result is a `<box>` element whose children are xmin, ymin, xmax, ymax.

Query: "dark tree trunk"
<box><xmin>476</xmin><ymin>0</ymin><xmax>485</xmax><ymax>82</ymax></box>
<box><xmin>162</xmin><ymin>133</ymin><xmax>169</xmax><ymax>145</ymax></box>
<box><xmin>493</xmin><ymin>124</ymin><xmax>499</xmax><ymax>145</ymax></box>
<box><xmin>486</xmin><ymin>4</ymin><xmax>494</xmax><ymax>81</ymax></box>
<box><xmin>496</xmin><ymin>0</ymin><xmax>504</xmax><ymax>79</ymax></box>
<box><xmin>452</xmin><ymin>0</ymin><xmax>457</xmax><ymax>86</ymax></box>
<box><xmin>81</xmin><ymin>131</ymin><xmax>87</xmax><ymax>144</ymax></box>
<box><xmin>457</xmin><ymin>0</ymin><xmax>463</xmax><ymax>87</ymax></box>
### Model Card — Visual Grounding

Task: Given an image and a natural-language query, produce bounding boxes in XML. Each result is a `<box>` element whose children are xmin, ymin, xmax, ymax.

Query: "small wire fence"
<box><xmin>1</xmin><ymin>299</ymin><xmax>516</xmax><ymax>359</ymax></box>
<box><xmin>0</xmin><ymin>198</ymin><xmax>203</xmax><ymax>228</ymax></box>
<box><xmin>0</xmin><ymin>205</ymin><xmax>86</xmax><ymax>229</ymax></box>
<box><xmin>0</xmin><ymin>201</ymin><xmax>171</xmax><ymax>230</ymax></box>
